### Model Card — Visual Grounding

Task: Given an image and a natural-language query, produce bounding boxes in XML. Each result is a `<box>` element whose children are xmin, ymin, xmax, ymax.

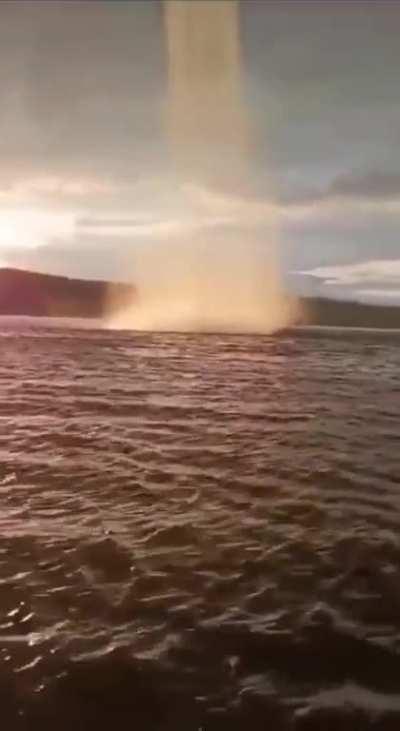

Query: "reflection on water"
<box><xmin>0</xmin><ymin>320</ymin><xmax>399</xmax><ymax>729</ymax></box>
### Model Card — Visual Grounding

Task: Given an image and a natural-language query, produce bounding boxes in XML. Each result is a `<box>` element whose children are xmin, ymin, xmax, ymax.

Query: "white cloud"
<box><xmin>0</xmin><ymin>208</ymin><xmax>76</xmax><ymax>251</ymax></box>
<box><xmin>298</xmin><ymin>259</ymin><xmax>400</xmax><ymax>287</ymax></box>
<box><xmin>294</xmin><ymin>259</ymin><xmax>400</xmax><ymax>304</ymax></box>
<box><xmin>357</xmin><ymin>288</ymin><xmax>400</xmax><ymax>300</ymax></box>
<box><xmin>0</xmin><ymin>176</ymin><xmax>114</xmax><ymax>203</ymax></box>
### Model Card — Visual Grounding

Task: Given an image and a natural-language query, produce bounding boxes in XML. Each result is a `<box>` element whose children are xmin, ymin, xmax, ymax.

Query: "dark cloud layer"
<box><xmin>0</xmin><ymin>1</ymin><xmax>166</xmax><ymax>181</ymax></box>
<box><xmin>2</xmin><ymin>1</ymin><xmax>399</xmax><ymax>184</ymax></box>
<box><xmin>0</xmin><ymin>0</ymin><xmax>399</xmax><ymax>299</ymax></box>
<box><xmin>330</xmin><ymin>171</ymin><xmax>400</xmax><ymax>201</ymax></box>
<box><xmin>282</xmin><ymin>170</ymin><xmax>400</xmax><ymax>206</ymax></box>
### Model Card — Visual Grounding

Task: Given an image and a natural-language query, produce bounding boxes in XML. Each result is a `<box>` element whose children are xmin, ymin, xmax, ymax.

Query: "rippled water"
<box><xmin>1</xmin><ymin>318</ymin><xmax>399</xmax><ymax>729</ymax></box>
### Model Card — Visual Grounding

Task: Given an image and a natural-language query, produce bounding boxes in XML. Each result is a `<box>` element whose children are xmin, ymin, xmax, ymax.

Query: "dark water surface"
<box><xmin>0</xmin><ymin>319</ymin><xmax>399</xmax><ymax>729</ymax></box>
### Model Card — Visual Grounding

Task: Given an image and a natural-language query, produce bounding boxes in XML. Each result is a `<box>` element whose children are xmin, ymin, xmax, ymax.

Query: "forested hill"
<box><xmin>0</xmin><ymin>268</ymin><xmax>135</xmax><ymax>319</ymax></box>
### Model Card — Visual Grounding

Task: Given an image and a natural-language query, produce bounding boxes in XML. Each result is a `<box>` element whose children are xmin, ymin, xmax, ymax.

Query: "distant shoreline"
<box><xmin>1</xmin><ymin>317</ymin><xmax>400</xmax><ymax>339</ymax></box>
<box><xmin>0</xmin><ymin>267</ymin><xmax>399</xmax><ymax>330</ymax></box>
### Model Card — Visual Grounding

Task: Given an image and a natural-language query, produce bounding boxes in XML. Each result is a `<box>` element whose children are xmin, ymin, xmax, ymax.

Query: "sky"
<box><xmin>0</xmin><ymin>0</ymin><xmax>399</xmax><ymax>303</ymax></box>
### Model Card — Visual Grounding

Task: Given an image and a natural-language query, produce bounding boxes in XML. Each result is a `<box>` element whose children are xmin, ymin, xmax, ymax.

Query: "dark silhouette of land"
<box><xmin>300</xmin><ymin>296</ymin><xmax>400</xmax><ymax>329</ymax></box>
<box><xmin>0</xmin><ymin>268</ymin><xmax>134</xmax><ymax>319</ymax></box>
<box><xmin>0</xmin><ymin>267</ymin><xmax>399</xmax><ymax>328</ymax></box>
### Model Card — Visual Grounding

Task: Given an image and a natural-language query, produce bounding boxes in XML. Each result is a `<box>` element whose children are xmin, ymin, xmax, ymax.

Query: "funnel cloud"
<box><xmin>107</xmin><ymin>0</ymin><xmax>297</xmax><ymax>333</ymax></box>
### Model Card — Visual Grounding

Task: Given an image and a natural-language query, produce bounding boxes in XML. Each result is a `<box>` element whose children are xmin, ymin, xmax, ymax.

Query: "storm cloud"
<box><xmin>0</xmin><ymin>0</ymin><xmax>399</xmax><ymax>302</ymax></box>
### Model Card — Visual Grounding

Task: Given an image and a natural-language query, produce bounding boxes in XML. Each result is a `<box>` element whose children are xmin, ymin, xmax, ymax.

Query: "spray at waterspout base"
<box><xmin>105</xmin><ymin>0</ymin><xmax>299</xmax><ymax>334</ymax></box>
